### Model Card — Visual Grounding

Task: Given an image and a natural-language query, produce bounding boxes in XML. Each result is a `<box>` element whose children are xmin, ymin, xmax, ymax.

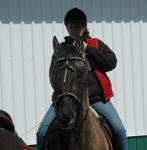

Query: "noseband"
<box><xmin>52</xmin><ymin>57</ymin><xmax>88</xmax><ymax>110</ymax></box>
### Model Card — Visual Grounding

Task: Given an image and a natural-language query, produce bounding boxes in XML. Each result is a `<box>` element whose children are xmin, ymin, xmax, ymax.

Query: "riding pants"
<box><xmin>36</xmin><ymin>101</ymin><xmax>128</xmax><ymax>150</ymax></box>
<box><xmin>92</xmin><ymin>101</ymin><xmax>128</xmax><ymax>150</ymax></box>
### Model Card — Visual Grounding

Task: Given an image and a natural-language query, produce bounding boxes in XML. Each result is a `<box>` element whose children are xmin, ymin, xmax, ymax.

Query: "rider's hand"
<box><xmin>73</xmin><ymin>41</ymin><xmax>76</xmax><ymax>46</ymax></box>
<box><xmin>73</xmin><ymin>41</ymin><xmax>87</xmax><ymax>50</ymax></box>
<box><xmin>83</xmin><ymin>41</ymin><xmax>87</xmax><ymax>50</ymax></box>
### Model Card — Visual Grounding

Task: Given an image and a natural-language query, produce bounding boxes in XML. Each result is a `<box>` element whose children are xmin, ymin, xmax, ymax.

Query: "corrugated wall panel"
<box><xmin>0</xmin><ymin>0</ymin><xmax>147</xmax><ymax>145</ymax></box>
<box><xmin>141</xmin><ymin>21</ymin><xmax>147</xmax><ymax>134</ymax></box>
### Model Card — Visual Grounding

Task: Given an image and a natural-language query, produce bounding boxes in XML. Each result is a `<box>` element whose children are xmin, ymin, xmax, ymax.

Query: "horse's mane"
<box><xmin>60</xmin><ymin>42</ymin><xmax>75</xmax><ymax>50</ymax></box>
<box><xmin>58</xmin><ymin>42</ymin><xmax>78</xmax><ymax>58</ymax></box>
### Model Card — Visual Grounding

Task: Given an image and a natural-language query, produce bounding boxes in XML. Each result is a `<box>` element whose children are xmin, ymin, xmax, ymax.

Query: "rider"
<box><xmin>37</xmin><ymin>8</ymin><xmax>128</xmax><ymax>150</ymax></box>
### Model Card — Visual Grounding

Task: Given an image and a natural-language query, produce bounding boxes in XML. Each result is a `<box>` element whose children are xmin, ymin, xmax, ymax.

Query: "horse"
<box><xmin>0</xmin><ymin>110</ymin><xmax>34</xmax><ymax>150</ymax></box>
<box><xmin>42</xmin><ymin>36</ymin><xmax>113</xmax><ymax>150</ymax></box>
<box><xmin>0</xmin><ymin>129</ymin><xmax>25</xmax><ymax>150</ymax></box>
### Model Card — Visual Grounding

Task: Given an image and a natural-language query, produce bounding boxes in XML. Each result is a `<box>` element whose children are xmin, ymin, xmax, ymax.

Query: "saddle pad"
<box><xmin>89</xmin><ymin>107</ymin><xmax>113</xmax><ymax>141</ymax></box>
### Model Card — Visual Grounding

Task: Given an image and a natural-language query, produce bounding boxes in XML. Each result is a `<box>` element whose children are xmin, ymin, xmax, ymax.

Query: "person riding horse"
<box><xmin>37</xmin><ymin>8</ymin><xmax>128</xmax><ymax>150</ymax></box>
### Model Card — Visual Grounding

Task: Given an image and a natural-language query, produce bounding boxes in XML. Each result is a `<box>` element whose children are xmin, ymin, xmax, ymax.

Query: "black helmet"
<box><xmin>64</xmin><ymin>8</ymin><xmax>87</xmax><ymax>26</ymax></box>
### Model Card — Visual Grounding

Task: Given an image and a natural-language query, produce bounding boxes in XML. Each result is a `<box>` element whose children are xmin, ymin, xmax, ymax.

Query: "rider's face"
<box><xmin>67</xmin><ymin>23</ymin><xmax>86</xmax><ymax>39</ymax></box>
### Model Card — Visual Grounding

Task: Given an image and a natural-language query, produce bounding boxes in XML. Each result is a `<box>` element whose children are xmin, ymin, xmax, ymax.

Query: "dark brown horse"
<box><xmin>42</xmin><ymin>37</ymin><xmax>113</xmax><ymax>150</ymax></box>
<box><xmin>0</xmin><ymin>110</ymin><xmax>34</xmax><ymax>150</ymax></box>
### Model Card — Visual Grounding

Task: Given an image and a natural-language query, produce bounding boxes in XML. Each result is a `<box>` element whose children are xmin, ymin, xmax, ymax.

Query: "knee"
<box><xmin>36</xmin><ymin>129</ymin><xmax>41</xmax><ymax>138</ymax></box>
<box><xmin>114</xmin><ymin>124</ymin><xmax>127</xmax><ymax>137</ymax></box>
<box><xmin>36</xmin><ymin>129</ymin><xmax>45</xmax><ymax>149</ymax></box>
<box><xmin>36</xmin><ymin>127</ymin><xmax>46</xmax><ymax>139</ymax></box>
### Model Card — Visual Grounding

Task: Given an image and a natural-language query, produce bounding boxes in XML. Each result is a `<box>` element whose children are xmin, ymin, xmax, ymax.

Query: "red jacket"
<box><xmin>51</xmin><ymin>37</ymin><xmax>115</xmax><ymax>101</ymax></box>
<box><xmin>86</xmin><ymin>38</ymin><xmax>114</xmax><ymax>100</ymax></box>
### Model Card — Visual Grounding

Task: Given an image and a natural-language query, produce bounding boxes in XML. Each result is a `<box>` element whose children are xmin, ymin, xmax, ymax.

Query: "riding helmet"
<box><xmin>64</xmin><ymin>8</ymin><xmax>87</xmax><ymax>26</ymax></box>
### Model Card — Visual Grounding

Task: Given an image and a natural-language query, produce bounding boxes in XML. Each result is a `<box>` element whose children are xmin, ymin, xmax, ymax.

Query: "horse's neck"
<box><xmin>77</xmin><ymin>88</ymin><xmax>90</xmax><ymax>125</ymax></box>
<box><xmin>72</xmin><ymin>89</ymin><xmax>110</xmax><ymax>150</ymax></box>
<box><xmin>82</xmin><ymin>89</ymin><xmax>89</xmax><ymax>108</ymax></box>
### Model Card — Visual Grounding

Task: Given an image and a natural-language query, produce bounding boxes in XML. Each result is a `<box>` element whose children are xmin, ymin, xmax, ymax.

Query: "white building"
<box><xmin>0</xmin><ymin>0</ymin><xmax>147</xmax><ymax>145</ymax></box>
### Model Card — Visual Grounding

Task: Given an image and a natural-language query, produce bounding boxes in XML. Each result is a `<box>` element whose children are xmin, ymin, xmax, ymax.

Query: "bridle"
<box><xmin>51</xmin><ymin>56</ymin><xmax>89</xmax><ymax>130</ymax></box>
<box><xmin>51</xmin><ymin>56</ymin><xmax>89</xmax><ymax>110</ymax></box>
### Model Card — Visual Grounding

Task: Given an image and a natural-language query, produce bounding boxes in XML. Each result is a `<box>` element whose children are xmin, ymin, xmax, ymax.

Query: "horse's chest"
<box><xmin>69</xmin><ymin>136</ymin><xmax>85</xmax><ymax>150</ymax></box>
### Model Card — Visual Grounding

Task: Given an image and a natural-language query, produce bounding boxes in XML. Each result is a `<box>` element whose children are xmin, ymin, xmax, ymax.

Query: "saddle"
<box><xmin>98</xmin><ymin>113</ymin><xmax>113</xmax><ymax>141</ymax></box>
<box><xmin>90</xmin><ymin>107</ymin><xmax>113</xmax><ymax>142</ymax></box>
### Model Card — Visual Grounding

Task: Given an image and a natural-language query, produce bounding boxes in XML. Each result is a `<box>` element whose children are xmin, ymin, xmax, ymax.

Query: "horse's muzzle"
<box><xmin>57</xmin><ymin>112</ymin><xmax>76</xmax><ymax>130</ymax></box>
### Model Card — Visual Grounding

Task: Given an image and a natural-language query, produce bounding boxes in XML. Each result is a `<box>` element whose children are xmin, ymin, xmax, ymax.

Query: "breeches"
<box><xmin>36</xmin><ymin>101</ymin><xmax>128</xmax><ymax>150</ymax></box>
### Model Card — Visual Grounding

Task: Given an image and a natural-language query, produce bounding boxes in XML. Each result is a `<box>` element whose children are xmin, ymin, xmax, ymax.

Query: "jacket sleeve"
<box><xmin>85</xmin><ymin>39</ymin><xmax>117</xmax><ymax>72</ymax></box>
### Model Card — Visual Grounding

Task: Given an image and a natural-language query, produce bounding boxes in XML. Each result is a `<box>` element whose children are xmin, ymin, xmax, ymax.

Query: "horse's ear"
<box><xmin>76</xmin><ymin>37</ymin><xmax>85</xmax><ymax>58</ymax></box>
<box><xmin>53</xmin><ymin>36</ymin><xmax>60</xmax><ymax>57</ymax></box>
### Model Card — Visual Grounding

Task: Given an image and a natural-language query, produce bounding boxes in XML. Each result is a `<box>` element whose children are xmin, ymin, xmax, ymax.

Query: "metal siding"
<box><xmin>0</xmin><ymin>0</ymin><xmax>147</xmax><ymax>145</ymax></box>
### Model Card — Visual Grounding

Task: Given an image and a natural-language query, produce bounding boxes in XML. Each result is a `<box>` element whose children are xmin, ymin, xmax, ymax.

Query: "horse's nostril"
<box><xmin>70</xmin><ymin>114</ymin><xmax>74</xmax><ymax>120</ymax></box>
<box><xmin>57</xmin><ymin>112</ymin><xmax>76</xmax><ymax>129</ymax></box>
<box><xmin>61</xmin><ymin>117</ymin><xmax>68</xmax><ymax>122</ymax></box>
<box><xmin>68</xmin><ymin>114</ymin><xmax>74</xmax><ymax>121</ymax></box>
<box><xmin>59</xmin><ymin>115</ymin><xmax>68</xmax><ymax>121</ymax></box>
<box><xmin>58</xmin><ymin>114</ymin><xmax>73</xmax><ymax>123</ymax></box>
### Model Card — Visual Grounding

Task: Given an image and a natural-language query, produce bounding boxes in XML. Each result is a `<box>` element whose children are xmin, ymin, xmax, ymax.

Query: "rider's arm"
<box><xmin>85</xmin><ymin>39</ymin><xmax>117</xmax><ymax>72</ymax></box>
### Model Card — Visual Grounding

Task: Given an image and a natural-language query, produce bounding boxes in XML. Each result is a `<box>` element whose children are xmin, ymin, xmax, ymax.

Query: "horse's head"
<box><xmin>50</xmin><ymin>36</ymin><xmax>88</xmax><ymax>130</ymax></box>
